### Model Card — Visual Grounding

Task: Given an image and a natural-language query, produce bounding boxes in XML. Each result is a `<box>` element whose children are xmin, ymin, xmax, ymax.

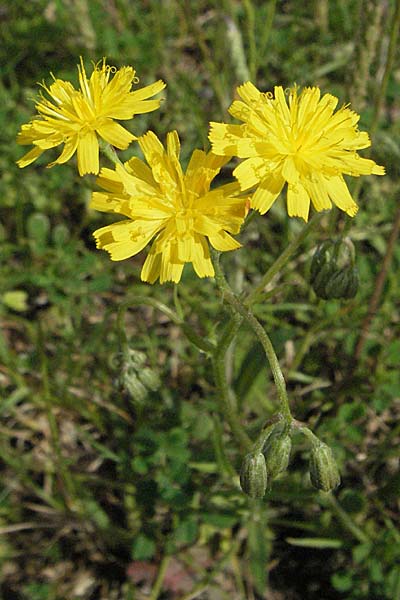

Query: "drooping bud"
<box><xmin>240</xmin><ymin>452</ymin><xmax>268</xmax><ymax>498</ymax></box>
<box><xmin>309</xmin><ymin>442</ymin><xmax>341</xmax><ymax>492</ymax></box>
<box><xmin>122</xmin><ymin>371</ymin><xmax>148</xmax><ymax>405</ymax></box>
<box><xmin>263</xmin><ymin>432</ymin><xmax>292</xmax><ymax>480</ymax></box>
<box><xmin>310</xmin><ymin>238</ymin><xmax>359</xmax><ymax>300</ymax></box>
<box><xmin>112</xmin><ymin>348</ymin><xmax>160</xmax><ymax>406</ymax></box>
<box><xmin>139</xmin><ymin>366</ymin><xmax>161</xmax><ymax>392</ymax></box>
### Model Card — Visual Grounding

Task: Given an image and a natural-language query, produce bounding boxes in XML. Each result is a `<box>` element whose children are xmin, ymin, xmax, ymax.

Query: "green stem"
<box><xmin>215</xmin><ymin>312</ymin><xmax>242</xmax><ymax>357</ymax></box>
<box><xmin>212</xmin><ymin>355</ymin><xmax>252</xmax><ymax>451</ymax></box>
<box><xmin>323</xmin><ymin>495</ymin><xmax>370</xmax><ymax>544</ymax></box>
<box><xmin>211</xmin><ymin>415</ymin><xmax>238</xmax><ymax>478</ymax></box>
<box><xmin>99</xmin><ymin>139</ymin><xmax>124</xmax><ymax>167</ymax></box>
<box><xmin>251</xmin><ymin>417</ymin><xmax>281</xmax><ymax>454</ymax></box>
<box><xmin>244</xmin><ymin>212</ymin><xmax>323</xmax><ymax>306</ymax></box>
<box><xmin>211</xmin><ymin>311</ymin><xmax>252</xmax><ymax>450</ymax></box>
<box><xmin>297</xmin><ymin>425</ymin><xmax>321</xmax><ymax>446</ymax></box>
<box><xmin>149</xmin><ymin>555</ymin><xmax>171</xmax><ymax>600</ymax></box>
<box><xmin>212</xmin><ymin>251</ymin><xmax>292</xmax><ymax>427</ymax></box>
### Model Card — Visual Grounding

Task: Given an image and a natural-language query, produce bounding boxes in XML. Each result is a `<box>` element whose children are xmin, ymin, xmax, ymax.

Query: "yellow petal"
<box><xmin>138</xmin><ymin>131</ymin><xmax>178</xmax><ymax>191</ymax></box>
<box><xmin>209</xmin><ymin>231</ymin><xmax>241</xmax><ymax>251</ymax></box>
<box><xmin>77</xmin><ymin>131</ymin><xmax>99</xmax><ymax>175</ymax></box>
<box><xmin>236</xmin><ymin>81</ymin><xmax>264</xmax><ymax>105</ymax></box>
<box><xmin>185</xmin><ymin>150</ymin><xmax>229</xmax><ymax>197</ymax></box>
<box><xmin>129</xmin><ymin>79</ymin><xmax>166</xmax><ymax>103</ymax></box>
<box><xmin>16</xmin><ymin>146</ymin><xmax>44</xmax><ymax>168</ymax></box>
<box><xmin>250</xmin><ymin>173</ymin><xmax>285</xmax><ymax>214</ymax></box>
<box><xmin>229</xmin><ymin>100</ymin><xmax>252</xmax><ymax>122</ymax></box>
<box><xmin>115</xmin><ymin>163</ymin><xmax>157</xmax><ymax>197</ymax></box>
<box><xmin>208</xmin><ymin>122</ymin><xmax>244</xmax><ymax>156</ymax></box>
<box><xmin>141</xmin><ymin>247</ymin><xmax>162</xmax><ymax>284</ymax></box>
<box><xmin>372</xmin><ymin>164</ymin><xmax>385</xmax><ymax>175</ymax></box>
<box><xmin>325</xmin><ymin>175</ymin><xmax>358</xmax><ymax>217</ymax></box>
<box><xmin>96</xmin><ymin>167</ymin><xmax>125</xmax><ymax>194</ymax></box>
<box><xmin>48</xmin><ymin>136</ymin><xmax>78</xmax><ymax>167</ymax></box>
<box><xmin>302</xmin><ymin>175</ymin><xmax>332</xmax><ymax>212</ymax></box>
<box><xmin>94</xmin><ymin>219</ymin><xmax>161</xmax><ymax>260</ymax></box>
<box><xmin>287</xmin><ymin>182</ymin><xmax>310</xmax><ymax>221</ymax></box>
<box><xmin>281</xmin><ymin>156</ymin><xmax>299</xmax><ymax>184</ymax></box>
<box><xmin>96</xmin><ymin>120</ymin><xmax>135</xmax><ymax>149</ymax></box>
<box><xmin>191</xmin><ymin>237</ymin><xmax>214</xmax><ymax>279</ymax></box>
<box><xmin>124</xmin><ymin>156</ymin><xmax>157</xmax><ymax>187</ymax></box>
<box><xmin>233</xmin><ymin>157</ymin><xmax>269</xmax><ymax>189</ymax></box>
<box><xmin>159</xmin><ymin>243</ymin><xmax>185</xmax><ymax>284</ymax></box>
<box><xmin>167</xmin><ymin>130</ymin><xmax>180</xmax><ymax>160</ymax></box>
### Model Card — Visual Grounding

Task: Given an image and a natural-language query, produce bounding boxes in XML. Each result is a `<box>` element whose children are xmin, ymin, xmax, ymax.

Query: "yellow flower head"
<box><xmin>91</xmin><ymin>131</ymin><xmax>247</xmax><ymax>284</ymax></box>
<box><xmin>17</xmin><ymin>58</ymin><xmax>166</xmax><ymax>176</ymax></box>
<box><xmin>209</xmin><ymin>83</ymin><xmax>385</xmax><ymax>221</ymax></box>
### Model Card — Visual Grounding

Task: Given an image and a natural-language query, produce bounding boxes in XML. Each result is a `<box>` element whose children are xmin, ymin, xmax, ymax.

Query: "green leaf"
<box><xmin>370</xmin><ymin>559</ymin><xmax>384</xmax><ymax>583</ymax></box>
<box><xmin>235</xmin><ymin>342</ymin><xmax>265</xmax><ymax>400</ymax></box>
<box><xmin>248</xmin><ymin>509</ymin><xmax>270</xmax><ymax>595</ymax></box>
<box><xmin>188</xmin><ymin>461</ymin><xmax>218</xmax><ymax>473</ymax></box>
<box><xmin>174</xmin><ymin>517</ymin><xmax>198</xmax><ymax>545</ymax></box>
<box><xmin>202</xmin><ymin>513</ymin><xmax>238</xmax><ymax>528</ymax></box>
<box><xmin>286</xmin><ymin>537</ymin><xmax>342</xmax><ymax>549</ymax></box>
<box><xmin>352</xmin><ymin>543</ymin><xmax>372</xmax><ymax>563</ymax></box>
<box><xmin>388</xmin><ymin>566</ymin><xmax>400</xmax><ymax>599</ymax></box>
<box><xmin>131</xmin><ymin>534</ymin><xmax>156</xmax><ymax>560</ymax></box>
<box><xmin>1</xmin><ymin>290</ymin><xmax>28</xmax><ymax>312</ymax></box>
<box><xmin>332</xmin><ymin>572</ymin><xmax>353</xmax><ymax>592</ymax></box>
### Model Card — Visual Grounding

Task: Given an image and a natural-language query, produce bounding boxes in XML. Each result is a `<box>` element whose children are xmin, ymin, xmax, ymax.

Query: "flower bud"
<box><xmin>139</xmin><ymin>366</ymin><xmax>161</xmax><ymax>392</ymax></box>
<box><xmin>310</xmin><ymin>238</ymin><xmax>358</xmax><ymax>300</ymax></box>
<box><xmin>122</xmin><ymin>371</ymin><xmax>148</xmax><ymax>405</ymax></box>
<box><xmin>264</xmin><ymin>432</ymin><xmax>292</xmax><ymax>480</ymax></box>
<box><xmin>240</xmin><ymin>453</ymin><xmax>268</xmax><ymax>498</ymax></box>
<box><xmin>309</xmin><ymin>442</ymin><xmax>341</xmax><ymax>492</ymax></box>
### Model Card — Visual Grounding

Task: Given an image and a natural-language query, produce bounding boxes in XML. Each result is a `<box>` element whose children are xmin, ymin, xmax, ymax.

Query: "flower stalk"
<box><xmin>212</xmin><ymin>249</ymin><xmax>293</xmax><ymax>429</ymax></box>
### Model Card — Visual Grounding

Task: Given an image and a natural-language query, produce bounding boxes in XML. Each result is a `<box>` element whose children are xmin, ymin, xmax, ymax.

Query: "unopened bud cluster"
<box><xmin>310</xmin><ymin>238</ymin><xmax>359</xmax><ymax>300</ymax></box>
<box><xmin>114</xmin><ymin>348</ymin><xmax>161</xmax><ymax>405</ymax></box>
<box><xmin>240</xmin><ymin>425</ymin><xmax>292</xmax><ymax>498</ymax></box>
<box><xmin>239</xmin><ymin>423</ymin><xmax>341</xmax><ymax>498</ymax></box>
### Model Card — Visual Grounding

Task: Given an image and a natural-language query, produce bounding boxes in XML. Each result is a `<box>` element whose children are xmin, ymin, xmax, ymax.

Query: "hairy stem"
<box><xmin>212</xmin><ymin>250</ymin><xmax>292</xmax><ymax>427</ymax></box>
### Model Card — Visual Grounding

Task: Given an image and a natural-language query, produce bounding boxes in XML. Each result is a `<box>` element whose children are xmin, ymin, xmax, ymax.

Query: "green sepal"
<box><xmin>310</xmin><ymin>238</ymin><xmax>358</xmax><ymax>300</ymax></box>
<box><xmin>309</xmin><ymin>442</ymin><xmax>341</xmax><ymax>492</ymax></box>
<box><xmin>240</xmin><ymin>452</ymin><xmax>268</xmax><ymax>498</ymax></box>
<box><xmin>263</xmin><ymin>432</ymin><xmax>292</xmax><ymax>480</ymax></box>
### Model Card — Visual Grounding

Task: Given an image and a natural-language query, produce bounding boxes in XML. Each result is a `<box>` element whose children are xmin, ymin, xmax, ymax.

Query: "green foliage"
<box><xmin>1</xmin><ymin>1</ymin><xmax>399</xmax><ymax>599</ymax></box>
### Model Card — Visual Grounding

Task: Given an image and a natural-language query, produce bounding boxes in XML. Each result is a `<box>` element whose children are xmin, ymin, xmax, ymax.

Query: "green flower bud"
<box><xmin>310</xmin><ymin>238</ymin><xmax>358</xmax><ymax>300</ymax></box>
<box><xmin>139</xmin><ymin>366</ymin><xmax>161</xmax><ymax>392</ymax></box>
<box><xmin>309</xmin><ymin>442</ymin><xmax>341</xmax><ymax>492</ymax></box>
<box><xmin>264</xmin><ymin>432</ymin><xmax>292</xmax><ymax>480</ymax></box>
<box><xmin>240</xmin><ymin>453</ymin><xmax>268</xmax><ymax>498</ymax></box>
<box><xmin>122</xmin><ymin>371</ymin><xmax>148</xmax><ymax>405</ymax></box>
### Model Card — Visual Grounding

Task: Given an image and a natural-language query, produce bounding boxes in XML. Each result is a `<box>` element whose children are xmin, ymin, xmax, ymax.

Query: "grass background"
<box><xmin>1</xmin><ymin>0</ymin><xmax>400</xmax><ymax>598</ymax></box>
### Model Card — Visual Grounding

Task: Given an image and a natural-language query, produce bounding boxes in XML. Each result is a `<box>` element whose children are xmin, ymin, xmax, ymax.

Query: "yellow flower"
<box><xmin>17</xmin><ymin>58</ymin><xmax>165</xmax><ymax>176</ymax></box>
<box><xmin>91</xmin><ymin>131</ymin><xmax>247</xmax><ymax>283</ymax></box>
<box><xmin>209</xmin><ymin>83</ymin><xmax>385</xmax><ymax>221</ymax></box>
